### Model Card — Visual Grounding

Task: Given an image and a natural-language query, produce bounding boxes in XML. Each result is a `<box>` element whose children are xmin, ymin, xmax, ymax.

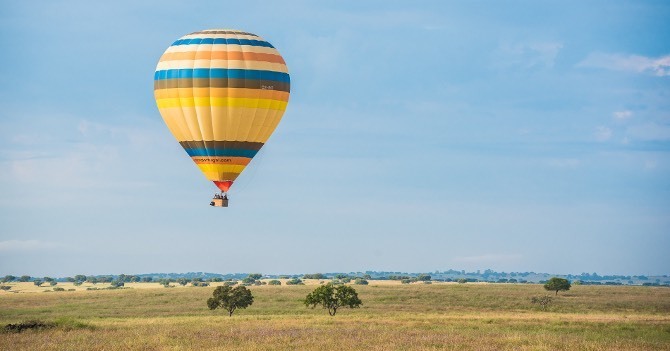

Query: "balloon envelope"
<box><xmin>154</xmin><ymin>29</ymin><xmax>290</xmax><ymax>192</ymax></box>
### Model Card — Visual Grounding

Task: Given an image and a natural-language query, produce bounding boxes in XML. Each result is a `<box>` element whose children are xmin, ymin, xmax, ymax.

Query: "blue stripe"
<box><xmin>154</xmin><ymin>69</ymin><xmax>290</xmax><ymax>82</ymax></box>
<box><xmin>171</xmin><ymin>38</ymin><xmax>274</xmax><ymax>48</ymax></box>
<box><xmin>184</xmin><ymin>148</ymin><xmax>259</xmax><ymax>158</ymax></box>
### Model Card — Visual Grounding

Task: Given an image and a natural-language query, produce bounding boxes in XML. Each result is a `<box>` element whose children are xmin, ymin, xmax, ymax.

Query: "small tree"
<box><xmin>19</xmin><ymin>275</ymin><xmax>31</xmax><ymax>282</ymax></box>
<box><xmin>268</xmin><ymin>280</ymin><xmax>281</xmax><ymax>286</ymax></box>
<box><xmin>304</xmin><ymin>283</ymin><xmax>362</xmax><ymax>316</ymax></box>
<box><xmin>33</xmin><ymin>280</ymin><xmax>43</xmax><ymax>287</ymax></box>
<box><xmin>544</xmin><ymin>277</ymin><xmax>571</xmax><ymax>295</ymax></box>
<box><xmin>2</xmin><ymin>275</ymin><xmax>16</xmax><ymax>283</ymax></box>
<box><xmin>247</xmin><ymin>273</ymin><xmax>263</xmax><ymax>280</ymax></box>
<box><xmin>177</xmin><ymin>278</ymin><xmax>189</xmax><ymax>286</ymax></box>
<box><xmin>417</xmin><ymin>274</ymin><xmax>432</xmax><ymax>281</ymax></box>
<box><xmin>207</xmin><ymin>285</ymin><xmax>254</xmax><ymax>317</ymax></box>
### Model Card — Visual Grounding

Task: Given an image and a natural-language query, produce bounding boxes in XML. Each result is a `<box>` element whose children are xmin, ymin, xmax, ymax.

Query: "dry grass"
<box><xmin>1</xmin><ymin>282</ymin><xmax>668</xmax><ymax>350</ymax></box>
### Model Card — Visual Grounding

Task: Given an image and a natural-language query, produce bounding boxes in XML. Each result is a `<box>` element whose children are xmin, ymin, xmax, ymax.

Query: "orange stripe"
<box><xmin>154</xmin><ymin>87</ymin><xmax>289</xmax><ymax>101</ymax></box>
<box><xmin>192</xmin><ymin>156</ymin><xmax>251</xmax><ymax>166</ymax></box>
<box><xmin>159</xmin><ymin>51</ymin><xmax>286</xmax><ymax>64</ymax></box>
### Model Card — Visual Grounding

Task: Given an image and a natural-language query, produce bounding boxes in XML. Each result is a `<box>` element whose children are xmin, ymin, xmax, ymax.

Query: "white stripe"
<box><xmin>155</xmin><ymin>59</ymin><xmax>288</xmax><ymax>72</ymax></box>
<box><xmin>164</xmin><ymin>44</ymin><xmax>280</xmax><ymax>55</ymax></box>
<box><xmin>180</xmin><ymin>33</ymin><xmax>263</xmax><ymax>41</ymax></box>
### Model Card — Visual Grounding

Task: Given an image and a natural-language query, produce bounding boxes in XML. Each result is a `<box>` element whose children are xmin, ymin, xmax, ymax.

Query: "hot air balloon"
<box><xmin>154</xmin><ymin>29</ymin><xmax>290</xmax><ymax>207</ymax></box>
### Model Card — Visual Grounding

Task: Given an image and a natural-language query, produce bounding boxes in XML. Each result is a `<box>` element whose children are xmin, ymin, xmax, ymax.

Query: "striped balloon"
<box><xmin>154</xmin><ymin>29</ymin><xmax>290</xmax><ymax>193</ymax></box>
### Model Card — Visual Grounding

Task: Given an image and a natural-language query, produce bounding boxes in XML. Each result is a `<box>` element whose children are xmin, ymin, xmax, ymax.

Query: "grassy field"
<box><xmin>1</xmin><ymin>281</ymin><xmax>669</xmax><ymax>350</ymax></box>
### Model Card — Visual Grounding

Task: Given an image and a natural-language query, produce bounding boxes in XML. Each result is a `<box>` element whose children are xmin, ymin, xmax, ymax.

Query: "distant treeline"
<box><xmin>2</xmin><ymin>270</ymin><xmax>668</xmax><ymax>287</ymax></box>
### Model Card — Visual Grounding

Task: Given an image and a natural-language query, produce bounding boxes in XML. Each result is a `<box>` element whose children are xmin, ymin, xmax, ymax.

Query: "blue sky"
<box><xmin>1</xmin><ymin>1</ymin><xmax>668</xmax><ymax>277</ymax></box>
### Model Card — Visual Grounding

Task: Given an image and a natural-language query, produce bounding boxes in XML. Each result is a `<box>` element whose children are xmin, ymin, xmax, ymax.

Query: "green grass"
<box><xmin>1</xmin><ymin>283</ymin><xmax>669</xmax><ymax>350</ymax></box>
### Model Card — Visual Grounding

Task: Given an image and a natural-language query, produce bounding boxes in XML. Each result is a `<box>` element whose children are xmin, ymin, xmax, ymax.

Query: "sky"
<box><xmin>1</xmin><ymin>1</ymin><xmax>669</xmax><ymax>277</ymax></box>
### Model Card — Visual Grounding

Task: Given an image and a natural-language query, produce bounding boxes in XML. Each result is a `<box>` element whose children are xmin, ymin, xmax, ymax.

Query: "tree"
<box><xmin>19</xmin><ymin>275</ymin><xmax>31</xmax><ymax>282</ymax></box>
<box><xmin>177</xmin><ymin>278</ymin><xmax>189</xmax><ymax>286</ymax></box>
<box><xmin>303</xmin><ymin>273</ymin><xmax>326</xmax><ymax>279</ymax></box>
<box><xmin>544</xmin><ymin>277</ymin><xmax>571</xmax><ymax>295</ymax></box>
<box><xmin>207</xmin><ymin>285</ymin><xmax>254</xmax><ymax>317</ymax></box>
<box><xmin>417</xmin><ymin>274</ymin><xmax>432</xmax><ymax>281</ymax></box>
<box><xmin>247</xmin><ymin>273</ymin><xmax>263</xmax><ymax>280</ymax></box>
<box><xmin>33</xmin><ymin>280</ymin><xmax>43</xmax><ymax>286</ymax></box>
<box><xmin>268</xmin><ymin>280</ymin><xmax>281</xmax><ymax>286</ymax></box>
<box><xmin>2</xmin><ymin>275</ymin><xmax>16</xmax><ymax>283</ymax></box>
<box><xmin>286</xmin><ymin>278</ymin><xmax>304</xmax><ymax>285</ymax></box>
<box><xmin>241</xmin><ymin>277</ymin><xmax>256</xmax><ymax>284</ymax></box>
<box><xmin>304</xmin><ymin>283</ymin><xmax>362</xmax><ymax>316</ymax></box>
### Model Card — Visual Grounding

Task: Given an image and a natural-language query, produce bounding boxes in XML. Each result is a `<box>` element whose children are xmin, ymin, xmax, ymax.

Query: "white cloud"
<box><xmin>0</xmin><ymin>239</ymin><xmax>66</xmax><ymax>252</ymax></box>
<box><xmin>627</xmin><ymin>122</ymin><xmax>670</xmax><ymax>141</ymax></box>
<box><xmin>495</xmin><ymin>41</ymin><xmax>564</xmax><ymax>68</ymax></box>
<box><xmin>578</xmin><ymin>53</ymin><xmax>670</xmax><ymax>76</ymax></box>
<box><xmin>613</xmin><ymin>110</ymin><xmax>633</xmax><ymax>121</ymax></box>
<box><xmin>595</xmin><ymin>126</ymin><xmax>613</xmax><ymax>142</ymax></box>
<box><xmin>644</xmin><ymin>160</ymin><xmax>658</xmax><ymax>170</ymax></box>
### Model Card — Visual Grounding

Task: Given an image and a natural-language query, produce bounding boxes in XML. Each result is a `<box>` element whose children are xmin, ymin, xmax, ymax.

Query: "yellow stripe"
<box><xmin>157</xmin><ymin>106</ymin><xmax>287</xmax><ymax>143</ymax></box>
<box><xmin>154</xmin><ymin>87</ymin><xmax>289</xmax><ymax>101</ymax></box>
<box><xmin>196</xmin><ymin>164</ymin><xmax>247</xmax><ymax>174</ymax></box>
<box><xmin>156</xmin><ymin>97</ymin><xmax>288</xmax><ymax>110</ymax></box>
<box><xmin>201</xmin><ymin>171</ymin><xmax>243</xmax><ymax>181</ymax></box>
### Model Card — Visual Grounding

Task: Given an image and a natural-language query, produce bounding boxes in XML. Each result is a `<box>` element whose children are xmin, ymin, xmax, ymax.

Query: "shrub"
<box><xmin>286</xmin><ymin>278</ymin><xmax>304</xmax><ymax>285</ymax></box>
<box><xmin>401</xmin><ymin>279</ymin><xmax>411</xmax><ymax>284</ymax></box>
<box><xmin>0</xmin><ymin>286</ymin><xmax>11</xmax><ymax>291</ymax></box>
<box><xmin>241</xmin><ymin>277</ymin><xmax>256</xmax><ymax>284</ymax></box>
<box><xmin>268</xmin><ymin>280</ymin><xmax>281</xmax><ymax>286</ymax></box>
<box><xmin>53</xmin><ymin>287</ymin><xmax>65</xmax><ymax>292</ymax></box>
<box><xmin>354</xmin><ymin>278</ymin><xmax>368</xmax><ymax>285</ymax></box>
<box><xmin>4</xmin><ymin>320</ymin><xmax>55</xmax><ymax>333</ymax></box>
